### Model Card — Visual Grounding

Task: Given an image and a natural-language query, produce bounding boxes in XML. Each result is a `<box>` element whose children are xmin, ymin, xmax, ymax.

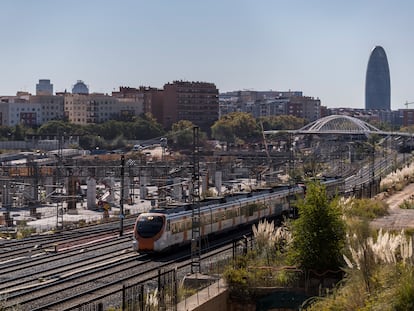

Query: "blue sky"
<box><xmin>0</xmin><ymin>0</ymin><xmax>413</xmax><ymax>109</ymax></box>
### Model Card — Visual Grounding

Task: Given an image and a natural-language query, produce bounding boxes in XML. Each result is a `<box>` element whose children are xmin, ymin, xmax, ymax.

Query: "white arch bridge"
<box><xmin>264</xmin><ymin>115</ymin><xmax>413</xmax><ymax>137</ymax></box>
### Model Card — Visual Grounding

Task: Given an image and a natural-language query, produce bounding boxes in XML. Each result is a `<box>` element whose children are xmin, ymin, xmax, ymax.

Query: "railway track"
<box><xmin>4</xmin><ymin>250</ymin><xmax>155</xmax><ymax>310</ymax></box>
<box><xmin>2</xmin><ymin>231</ymin><xmax>243</xmax><ymax>310</ymax></box>
<box><xmin>30</xmin><ymin>244</ymin><xmax>235</xmax><ymax>311</ymax></box>
<box><xmin>0</xmin><ymin>220</ymin><xmax>135</xmax><ymax>262</ymax></box>
<box><xmin>0</xmin><ymin>237</ymin><xmax>134</xmax><ymax>290</ymax></box>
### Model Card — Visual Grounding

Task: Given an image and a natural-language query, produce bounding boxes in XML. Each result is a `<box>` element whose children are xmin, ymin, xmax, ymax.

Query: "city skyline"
<box><xmin>1</xmin><ymin>0</ymin><xmax>413</xmax><ymax>110</ymax></box>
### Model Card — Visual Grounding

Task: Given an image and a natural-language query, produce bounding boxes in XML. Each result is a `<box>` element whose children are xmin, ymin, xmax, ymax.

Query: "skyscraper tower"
<box><xmin>36</xmin><ymin>79</ymin><xmax>53</xmax><ymax>95</ymax></box>
<box><xmin>365</xmin><ymin>46</ymin><xmax>390</xmax><ymax>110</ymax></box>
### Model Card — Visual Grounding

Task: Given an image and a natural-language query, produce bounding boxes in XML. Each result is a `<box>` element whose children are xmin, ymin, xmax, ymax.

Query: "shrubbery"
<box><xmin>224</xmin><ymin>175</ymin><xmax>414</xmax><ymax>309</ymax></box>
<box><xmin>341</xmin><ymin>197</ymin><xmax>388</xmax><ymax>220</ymax></box>
<box><xmin>306</xmin><ymin>229</ymin><xmax>414</xmax><ymax>310</ymax></box>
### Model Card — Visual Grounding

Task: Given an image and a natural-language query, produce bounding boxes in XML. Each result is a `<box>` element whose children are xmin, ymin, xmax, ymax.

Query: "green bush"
<box><xmin>289</xmin><ymin>181</ymin><xmax>346</xmax><ymax>271</ymax></box>
<box><xmin>399</xmin><ymin>199</ymin><xmax>414</xmax><ymax>209</ymax></box>
<box><xmin>16</xmin><ymin>226</ymin><xmax>35</xmax><ymax>239</ymax></box>
<box><xmin>394</xmin><ymin>267</ymin><xmax>414</xmax><ymax>311</ymax></box>
<box><xmin>343</xmin><ymin>198</ymin><xmax>388</xmax><ymax>220</ymax></box>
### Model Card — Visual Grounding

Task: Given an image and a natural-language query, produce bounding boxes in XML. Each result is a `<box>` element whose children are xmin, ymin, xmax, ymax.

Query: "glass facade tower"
<box><xmin>365</xmin><ymin>46</ymin><xmax>390</xmax><ymax>110</ymax></box>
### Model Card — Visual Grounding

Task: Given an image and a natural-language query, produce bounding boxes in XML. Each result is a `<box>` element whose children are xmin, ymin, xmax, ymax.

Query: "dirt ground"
<box><xmin>371</xmin><ymin>183</ymin><xmax>414</xmax><ymax>230</ymax></box>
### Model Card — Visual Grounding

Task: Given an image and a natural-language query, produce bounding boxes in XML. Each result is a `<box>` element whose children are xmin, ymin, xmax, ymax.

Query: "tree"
<box><xmin>97</xmin><ymin>120</ymin><xmax>126</xmax><ymax>140</ymax></box>
<box><xmin>211</xmin><ymin>112</ymin><xmax>260</xmax><ymax>145</ymax></box>
<box><xmin>259</xmin><ymin>115</ymin><xmax>306</xmax><ymax>131</ymax></box>
<box><xmin>37</xmin><ymin>120</ymin><xmax>77</xmax><ymax>136</ymax></box>
<box><xmin>13</xmin><ymin>124</ymin><xmax>25</xmax><ymax>141</ymax></box>
<box><xmin>131</xmin><ymin>114</ymin><xmax>165</xmax><ymax>140</ymax></box>
<box><xmin>170</xmin><ymin>120</ymin><xmax>207</xmax><ymax>149</ymax></box>
<box><xmin>0</xmin><ymin>126</ymin><xmax>14</xmax><ymax>141</ymax></box>
<box><xmin>289</xmin><ymin>181</ymin><xmax>346</xmax><ymax>271</ymax></box>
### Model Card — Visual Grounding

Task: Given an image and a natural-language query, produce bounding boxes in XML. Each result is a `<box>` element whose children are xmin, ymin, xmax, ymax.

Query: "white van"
<box><xmin>132</xmin><ymin>144</ymin><xmax>142</xmax><ymax>151</ymax></box>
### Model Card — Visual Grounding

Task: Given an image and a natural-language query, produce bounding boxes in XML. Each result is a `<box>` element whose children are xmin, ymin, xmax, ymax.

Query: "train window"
<box><xmin>214</xmin><ymin>211</ymin><xmax>222</xmax><ymax>222</ymax></box>
<box><xmin>241</xmin><ymin>206</ymin><xmax>246</xmax><ymax>216</ymax></box>
<box><xmin>166</xmin><ymin>220</ymin><xmax>170</xmax><ymax>231</ymax></box>
<box><xmin>174</xmin><ymin>221</ymin><xmax>180</xmax><ymax>233</ymax></box>
<box><xmin>186</xmin><ymin>220</ymin><xmax>192</xmax><ymax>230</ymax></box>
<box><xmin>171</xmin><ymin>223</ymin><xmax>177</xmax><ymax>233</ymax></box>
<box><xmin>136</xmin><ymin>215</ymin><xmax>164</xmax><ymax>238</ymax></box>
<box><xmin>202</xmin><ymin>214</ymin><xmax>209</xmax><ymax>225</ymax></box>
<box><xmin>206</xmin><ymin>214</ymin><xmax>212</xmax><ymax>224</ymax></box>
<box><xmin>248</xmin><ymin>205</ymin><xmax>254</xmax><ymax>216</ymax></box>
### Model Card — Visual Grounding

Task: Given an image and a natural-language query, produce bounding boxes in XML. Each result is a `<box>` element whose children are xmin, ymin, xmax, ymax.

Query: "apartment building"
<box><xmin>0</xmin><ymin>102</ymin><xmax>42</xmax><ymax>127</ymax></box>
<box><xmin>163</xmin><ymin>81</ymin><xmax>219</xmax><ymax>132</ymax></box>
<box><xmin>64</xmin><ymin>93</ymin><xmax>143</xmax><ymax>125</ymax></box>
<box><xmin>219</xmin><ymin>91</ymin><xmax>321</xmax><ymax>122</ymax></box>
<box><xmin>289</xmin><ymin>96</ymin><xmax>321</xmax><ymax>122</ymax></box>
<box><xmin>0</xmin><ymin>93</ymin><xmax>43</xmax><ymax>126</ymax></box>
<box><xmin>256</xmin><ymin>99</ymin><xmax>289</xmax><ymax>118</ymax></box>
<box><xmin>29</xmin><ymin>95</ymin><xmax>65</xmax><ymax>123</ymax></box>
<box><xmin>328</xmin><ymin>108</ymin><xmax>403</xmax><ymax>128</ymax></box>
<box><xmin>112</xmin><ymin>86</ymin><xmax>162</xmax><ymax>115</ymax></box>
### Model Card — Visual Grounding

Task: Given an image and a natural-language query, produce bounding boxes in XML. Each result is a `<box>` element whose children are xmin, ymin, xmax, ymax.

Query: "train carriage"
<box><xmin>133</xmin><ymin>185</ymin><xmax>305</xmax><ymax>253</ymax></box>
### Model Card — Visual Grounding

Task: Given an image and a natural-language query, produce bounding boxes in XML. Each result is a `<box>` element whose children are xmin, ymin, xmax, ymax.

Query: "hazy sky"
<box><xmin>1</xmin><ymin>0</ymin><xmax>413</xmax><ymax>109</ymax></box>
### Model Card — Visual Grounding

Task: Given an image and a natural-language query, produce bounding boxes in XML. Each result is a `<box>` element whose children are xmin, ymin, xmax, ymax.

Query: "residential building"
<box><xmin>29</xmin><ymin>95</ymin><xmax>65</xmax><ymax>123</ymax></box>
<box><xmin>328</xmin><ymin>108</ymin><xmax>403</xmax><ymax>128</ymax></box>
<box><xmin>0</xmin><ymin>101</ymin><xmax>42</xmax><ymax>126</ymax></box>
<box><xmin>289</xmin><ymin>96</ymin><xmax>321</xmax><ymax>122</ymax></box>
<box><xmin>163</xmin><ymin>81</ymin><xmax>219</xmax><ymax>132</ymax></box>
<box><xmin>256</xmin><ymin>99</ymin><xmax>289</xmax><ymax>118</ymax></box>
<box><xmin>64</xmin><ymin>93</ymin><xmax>143</xmax><ymax>125</ymax></box>
<box><xmin>112</xmin><ymin>86</ymin><xmax>162</xmax><ymax>115</ymax></box>
<box><xmin>401</xmin><ymin>110</ymin><xmax>414</xmax><ymax>127</ymax></box>
<box><xmin>219</xmin><ymin>91</ymin><xmax>321</xmax><ymax>122</ymax></box>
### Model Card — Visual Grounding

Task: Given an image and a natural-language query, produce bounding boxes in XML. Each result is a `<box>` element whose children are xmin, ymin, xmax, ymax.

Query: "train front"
<box><xmin>133</xmin><ymin>213</ymin><xmax>167</xmax><ymax>253</ymax></box>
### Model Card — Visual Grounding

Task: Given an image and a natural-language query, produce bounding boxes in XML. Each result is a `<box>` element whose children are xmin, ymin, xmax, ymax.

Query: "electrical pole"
<box><xmin>119</xmin><ymin>154</ymin><xmax>125</xmax><ymax>236</ymax></box>
<box><xmin>370</xmin><ymin>136</ymin><xmax>375</xmax><ymax>198</ymax></box>
<box><xmin>191</xmin><ymin>126</ymin><xmax>201</xmax><ymax>274</ymax></box>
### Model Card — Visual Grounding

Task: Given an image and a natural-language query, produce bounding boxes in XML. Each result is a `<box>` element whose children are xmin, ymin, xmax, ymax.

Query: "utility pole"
<box><xmin>119</xmin><ymin>154</ymin><xmax>125</xmax><ymax>236</ymax></box>
<box><xmin>370</xmin><ymin>136</ymin><xmax>375</xmax><ymax>198</ymax></box>
<box><xmin>191</xmin><ymin>126</ymin><xmax>201</xmax><ymax>274</ymax></box>
<box><xmin>55</xmin><ymin>131</ymin><xmax>64</xmax><ymax>231</ymax></box>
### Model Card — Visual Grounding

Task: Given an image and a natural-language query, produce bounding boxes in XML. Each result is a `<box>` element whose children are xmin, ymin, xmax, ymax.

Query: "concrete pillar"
<box><xmin>140</xmin><ymin>172</ymin><xmax>148</xmax><ymax>200</ymax></box>
<box><xmin>107</xmin><ymin>178</ymin><xmax>115</xmax><ymax>204</ymax></box>
<box><xmin>87</xmin><ymin>177</ymin><xmax>97</xmax><ymax>209</ymax></box>
<box><xmin>201</xmin><ymin>174</ymin><xmax>208</xmax><ymax>196</ymax></box>
<box><xmin>215</xmin><ymin>171</ymin><xmax>222</xmax><ymax>196</ymax></box>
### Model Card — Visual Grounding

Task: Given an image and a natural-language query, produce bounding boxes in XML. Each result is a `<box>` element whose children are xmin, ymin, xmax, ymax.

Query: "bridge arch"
<box><xmin>299</xmin><ymin>115</ymin><xmax>381</xmax><ymax>134</ymax></box>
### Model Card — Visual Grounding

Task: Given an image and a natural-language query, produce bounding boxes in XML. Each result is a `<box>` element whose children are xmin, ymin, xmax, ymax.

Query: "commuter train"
<box><xmin>132</xmin><ymin>178</ymin><xmax>343</xmax><ymax>253</ymax></box>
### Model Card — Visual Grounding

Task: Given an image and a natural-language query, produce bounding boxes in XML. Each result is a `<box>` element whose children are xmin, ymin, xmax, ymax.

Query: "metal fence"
<box><xmin>75</xmin><ymin>268</ymin><xmax>177</xmax><ymax>311</ymax></box>
<box><xmin>71</xmin><ymin>236</ymin><xmax>250</xmax><ymax>311</ymax></box>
